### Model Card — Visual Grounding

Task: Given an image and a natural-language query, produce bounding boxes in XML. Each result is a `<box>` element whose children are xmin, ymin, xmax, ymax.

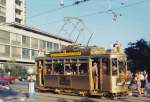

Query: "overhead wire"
<box><xmin>79</xmin><ymin>0</ymin><xmax>150</xmax><ymax>18</ymax></box>
<box><xmin>28</xmin><ymin>0</ymin><xmax>93</xmax><ymax>19</ymax></box>
<box><xmin>34</xmin><ymin>0</ymin><xmax>150</xmax><ymax>27</ymax></box>
<box><xmin>33</xmin><ymin>19</ymin><xmax>63</xmax><ymax>27</ymax></box>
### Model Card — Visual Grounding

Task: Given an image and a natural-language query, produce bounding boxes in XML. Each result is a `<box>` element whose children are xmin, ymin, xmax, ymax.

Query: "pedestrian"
<box><xmin>139</xmin><ymin>71</ymin><xmax>145</xmax><ymax>94</ymax></box>
<box><xmin>143</xmin><ymin>70</ymin><xmax>148</xmax><ymax>94</ymax></box>
<box><xmin>127</xmin><ymin>70</ymin><xmax>133</xmax><ymax>89</ymax></box>
<box><xmin>92</xmin><ymin>62</ymin><xmax>98</xmax><ymax>90</ymax></box>
<box><xmin>134</xmin><ymin>72</ymin><xmax>141</xmax><ymax>96</ymax></box>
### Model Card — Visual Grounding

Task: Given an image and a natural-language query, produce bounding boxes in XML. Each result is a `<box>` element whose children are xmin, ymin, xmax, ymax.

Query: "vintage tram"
<box><xmin>35</xmin><ymin>44</ymin><xmax>130</xmax><ymax>97</ymax></box>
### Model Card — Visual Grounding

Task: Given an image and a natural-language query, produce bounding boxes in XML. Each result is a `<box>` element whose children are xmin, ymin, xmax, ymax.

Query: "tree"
<box><xmin>3</xmin><ymin>60</ymin><xmax>28</xmax><ymax>78</ymax></box>
<box><xmin>125</xmin><ymin>39</ymin><xmax>150</xmax><ymax>74</ymax></box>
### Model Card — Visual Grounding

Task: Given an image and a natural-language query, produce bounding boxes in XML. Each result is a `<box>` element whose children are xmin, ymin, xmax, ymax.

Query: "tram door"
<box><xmin>92</xmin><ymin>58</ymin><xmax>100</xmax><ymax>90</ymax></box>
<box><xmin>37</xmin><ymin>60</ymin><xmax>45</xmax><ymax>86</ymax></box>
<box><xmin>101</xmin><ymin>58</ymin><xmax>111</xmax><ymax>92</ymax></box>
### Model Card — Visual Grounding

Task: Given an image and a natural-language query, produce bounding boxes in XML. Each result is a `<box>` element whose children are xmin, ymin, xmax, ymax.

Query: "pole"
<box><xmin>86</xmin><ymin>33</ymin><xmax>94</xmax><ymax>47</ymax></box>
<box><xmin>27</xmin><ymin>67</ymin><xmax>36</xmax><ymax>100</ymax></box>
<box><xmin>28</xmin><ymin>74</ymin><xmax>35</xmax><ymax>100</ymax></box>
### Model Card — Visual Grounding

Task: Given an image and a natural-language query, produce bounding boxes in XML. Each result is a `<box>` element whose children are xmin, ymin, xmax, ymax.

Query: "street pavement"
<box><xmin>10</xmin><ymin>81</ymin><xmax>150</xmax><ymax>102</ymax></box>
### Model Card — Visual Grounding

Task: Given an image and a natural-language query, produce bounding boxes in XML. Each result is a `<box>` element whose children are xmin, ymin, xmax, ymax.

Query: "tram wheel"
<box><xmin>54</xmin><ymin>89</ymin><xmax>61</xmax><ymax>94</ymax></box>
<box><xmin>110</xmin><ymin>93</ymin><xmax>118</xmax><ymax>100</ymax></box>
<box><xmin>78</xmin><ymin>91</ymin><xmax>87</xmax><ymax>97</ymax></box>
<box><xmin>127</xmin><ymin>91</ymin><xmax>132</xmax><ymax>96</ymax></box>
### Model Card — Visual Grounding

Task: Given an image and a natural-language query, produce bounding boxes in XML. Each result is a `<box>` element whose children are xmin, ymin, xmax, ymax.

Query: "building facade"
<box><xmin>0</xmin><ymin>0</ymin><xmax>25</xmax><ymax>24</ymax></box>
<box><xmin>0</xmin><ymin>23</ymin><xmax>72</xmax><ymax>69</ymax></box>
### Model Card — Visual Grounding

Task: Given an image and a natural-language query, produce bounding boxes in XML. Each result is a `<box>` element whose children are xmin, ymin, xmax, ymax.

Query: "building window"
<box><xmin>31</xmin><ymin>50</ymin><xmax>38</xmax><ymax>59</ymax></box>
<box><xmin>22</xmin><ymin>35</ymin><xmax>30</xmax><ymax>47</ymax></box>
<box><xmin>15</xmin><ymin>9</ymin><xmax>22</xmax><ymax>15</ymax></box>
<box><xmin>0</xmin><ymin>7</ymin><xmax>6</xmax><ymax>16</ymax></box>
<box><xmin>0</xmin><ymin>16</ymin><xmax>6</xmax><ymax>23</ymax></box>
<box><xmin>31</xmin><ymin>38</ymin><xmax>38</xmax><ymax>49</ymax></box>
<box><xmin>0</xmin><ymin>44</ymin><xmax>10</xmax><ymax>57</ymax></box>
<box><xmin>15</xmin><ymin>0</ymin><xmax>21</xmax><ymax>6</ymax></box>
<box><xmin>11</xmin><ymin>33</ymin><xmax>21</xmax><ymax>46</ymax></box>
<box><xmin>22</xmin><ymin>48</ymin><xmax>30</xmax><ymax>59</ymax></box>
<box><xmin>47</xmin><ymin>41</ymin><xmax>53</xmax><ymax>51</ymax></box>
<box><xmin>39</xmin><ymin>40</ymin><xmax>46</xmax><ymax>50</ymax></box>
<box><xmin>0</xmin><ymin>0</ymin><xmax>6</xmax><ymax>6</ymax></box>
<box><xmin>15</xmin><ymin>18</ymin><xmax>21</xmax><ymax>23</ymax></box>
<box><xmin>54</xmin><ymin>43</ymin><xmax>59</xmax><ymax>51</ymax></box>
<box><xmin>59</xmin><ymin>44</ymin><xmax>65</xmax><ymax>50</ymax></box>
<box><xmin>0</xmin><ymin>30</ymin><xmax>10</xmax><ymax>44</ymax></box>
<box><xmin>11</xmin><ymin>47</ymin><xmax>21</xmax><ymax>58</ymax></box>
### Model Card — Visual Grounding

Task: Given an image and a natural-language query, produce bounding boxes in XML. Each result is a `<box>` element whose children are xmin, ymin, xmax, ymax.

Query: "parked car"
<box><xmin>0</xmin><ymin>85</ymin><xmax>26</xmax><ymax>102</ymax></box>
<box><xmin>0</xmin><ymin>73</ymin><xmax>16</xmax><ymax>84</ymax></box>
<box><xmin>0</xmin><ymin>80</ymin><xmax>9</xmax><ymax>86</ymax></box>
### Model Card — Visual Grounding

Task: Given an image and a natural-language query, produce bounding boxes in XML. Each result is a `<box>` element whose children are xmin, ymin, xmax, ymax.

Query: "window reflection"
<box><xmin>112</xmin><ymin>58</ymin><xmax>117</xmax><ymax>75</ymax></box>
<box><xmin>118</xmin><ymin>59</ymin><xmax>126</xmax><ymax>75</ymax></box>
<box><xmin>102</xmin><ymin>58</ymin><xmax>110</xmax><ymax>75</ymax></box>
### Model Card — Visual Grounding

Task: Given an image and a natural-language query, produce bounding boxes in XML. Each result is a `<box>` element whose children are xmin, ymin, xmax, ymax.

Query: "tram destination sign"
<box><xmin>49</xmin><ymin>51</ymin><xmax>81</xmax><ymax>57</ymax></box>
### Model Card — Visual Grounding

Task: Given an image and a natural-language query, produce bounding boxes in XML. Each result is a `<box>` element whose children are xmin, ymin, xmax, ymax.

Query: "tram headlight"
<box><xmin>116</xmin><ymin>79</ymin><xmax>125</xmax><ymax>86</ymax></box>
<box><xmin>117</xmin><ymin>82</ymin><xmax>124</xmax><ymax>86</ymax></box>
<box><xmin>125</xmin><ymin>81</ymin><xmax>131</xmax><ymax>85</ymax></box>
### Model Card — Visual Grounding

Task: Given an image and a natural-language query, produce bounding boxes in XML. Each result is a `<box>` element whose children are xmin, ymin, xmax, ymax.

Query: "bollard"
<box><xmin>28</xmin><ymin>79</ymin><xmax>35</xmax><ymax>100</ymax></box>
<box><xmin>27</xmin><ymin>68</ymin><xmax>36</xmax><ymax>100</ymax></box>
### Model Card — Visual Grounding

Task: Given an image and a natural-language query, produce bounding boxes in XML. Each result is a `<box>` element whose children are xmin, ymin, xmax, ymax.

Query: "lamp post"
<box><xmin>27</xmin><ymin>68</ymin><xmax>35</xmax><ymax>100</ymax></box>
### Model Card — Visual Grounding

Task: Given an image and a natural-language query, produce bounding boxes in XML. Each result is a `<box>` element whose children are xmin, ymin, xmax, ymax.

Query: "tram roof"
<box><xmin>35</xmin><ymin>53</ymin><xmax>126</xmax><ymax>61</ymax></box>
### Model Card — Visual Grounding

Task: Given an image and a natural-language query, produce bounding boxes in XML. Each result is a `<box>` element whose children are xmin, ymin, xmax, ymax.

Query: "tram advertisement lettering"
<box><xmin>59</xmin><ymin>76</ymin><xmax>70</xmax><ymax>86</ymax></box>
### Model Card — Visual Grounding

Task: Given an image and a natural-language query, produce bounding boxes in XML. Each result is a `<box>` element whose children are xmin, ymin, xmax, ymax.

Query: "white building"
<box><xmin>0</xmin><ymin>0</ymin><xmax>25</xmax><ymax>24</ymax></box>
<box><xmin>0</xmin><ymin>23</ymin><xmax>72</xmax><ymax>69</ymax></box>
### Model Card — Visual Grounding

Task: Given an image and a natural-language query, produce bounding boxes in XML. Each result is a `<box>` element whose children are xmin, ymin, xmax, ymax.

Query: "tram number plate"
<box><xmin>59</xmin><ymin>76</ymin><xmax>70</xmax><ymax>86</ymax></box>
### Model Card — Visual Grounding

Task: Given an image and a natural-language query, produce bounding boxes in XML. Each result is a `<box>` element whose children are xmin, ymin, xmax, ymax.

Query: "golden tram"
<box><xmin>35</xmin><ymin>43</ymin><xmax>130</xmax><ymax>98</ymax></box>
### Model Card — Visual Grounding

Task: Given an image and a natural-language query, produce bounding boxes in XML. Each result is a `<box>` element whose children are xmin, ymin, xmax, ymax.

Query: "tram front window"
<box><xmin>111</xmin><ymin>57</ymin><xmax>126</xmax><ymax>76</ymax></box>
<box><xmin>118</xmin><ymin>59</ymin><xmax>126</xmax><ymax>75</ymax></box>
<box><xmin>112</xmin><ymin>58</ymin><xmax>117</xmax><ymax>75</ymax></box>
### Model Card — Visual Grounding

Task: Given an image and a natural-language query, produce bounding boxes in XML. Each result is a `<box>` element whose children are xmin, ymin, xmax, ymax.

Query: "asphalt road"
<box><xmin>10</xmin><ymin>81</ymin><xmax>150</xmax><ymax>102</ymax></box>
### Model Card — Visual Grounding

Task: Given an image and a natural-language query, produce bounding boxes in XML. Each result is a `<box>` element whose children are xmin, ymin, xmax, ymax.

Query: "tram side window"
<box><xmin>65</xmin><ymin>64</ymin><xmax>72</xmax><ymax>75</ymax></box>
<box><xmin>71</xmin><ymin>63</ymin><xmax>77</xmax><ymax>75</ymax></box>
<box><xmin>79</xmin><ymin>63</ymin><xmax>88</xmax><ymax>76</ymax></box>
<box><xmin>53</xmin><ymin>63</ymin><xmax>64</xmax><ymax>75</ymax></box>
<box><xmin>102</xmin><ymin>58</ymin><xmax>110</xmax><ymax>75</ymax></box>
<box><xmin>46</xmin><ymin>64</ymin><xmax>52</xmax><ymax>75</ymax></box>
<box><xmin>65</xmin><ymin>63</ymin><xmax>78</xmax><ymax>75</ymax></box>
<box><xmin>112</xmin><ymin>58</ymin><xmax>117</xmax><ymax>75</ymax></box>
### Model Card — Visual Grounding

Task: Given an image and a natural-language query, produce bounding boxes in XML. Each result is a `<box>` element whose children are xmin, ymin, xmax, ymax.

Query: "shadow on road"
<box><xmin>57</xmin><ymin>97</ymin><xmax>97</xmax><ymax>102</ymax></box>
<box><xmin>73</xmin><ymin>98</ymin><xmax>97</xmax><ymax>102</ymax></box>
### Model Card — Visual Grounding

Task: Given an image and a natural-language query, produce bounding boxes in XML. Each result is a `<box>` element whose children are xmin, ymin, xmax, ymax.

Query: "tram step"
<box><xmin>90</xmin><ymin>91</ymin><xmax>102</xmax><ymax>96</ymax></box>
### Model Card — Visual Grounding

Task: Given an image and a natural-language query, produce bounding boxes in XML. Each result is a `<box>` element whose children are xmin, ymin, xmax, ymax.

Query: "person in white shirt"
<box><xmin>140</xmin><ymin>72</ymin><xmax>145</xmax><ymax>94</ymax></box>
<box><xmin>143</xmin><ymin>70</ymin><xmax>148</xmax><ymax>94</ymax></box>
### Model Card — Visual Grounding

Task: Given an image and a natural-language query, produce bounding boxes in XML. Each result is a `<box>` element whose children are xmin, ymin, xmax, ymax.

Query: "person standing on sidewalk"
<box><xmin>143</xmin><ymin>70</ymin><xmax>148</xmax><ymax>94</ymax></box>
<box><xmin>139</xmin><ymin>72</ymin><xmax>145</xmax><ymax>94</ymax></box>
<box><xmin>134</xmin><ymin>72</ymin><xmax>141</xmax><ymax>96</ymax></box>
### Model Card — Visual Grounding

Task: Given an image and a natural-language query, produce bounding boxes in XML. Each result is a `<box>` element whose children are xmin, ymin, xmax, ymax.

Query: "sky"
<box><xmin>26</xmin><ymin>0</ymin><xmax>150</xmax><ymax>49</ymax></box>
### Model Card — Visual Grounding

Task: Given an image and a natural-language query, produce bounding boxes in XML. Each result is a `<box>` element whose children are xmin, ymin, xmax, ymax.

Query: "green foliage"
<box><xmin>3</xmin><ymin>61</ymin><xmax>28</xmax><ymax>78</ymax></box>
<box><xmin>0</xmin><ymin>69</ymin><xmax>4</xmax><ymax>73</ymax></box>
<box><xmin>125</xmin><ymin>39</ymin><xmax>150</xmax><ymax>74</ymax></box>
